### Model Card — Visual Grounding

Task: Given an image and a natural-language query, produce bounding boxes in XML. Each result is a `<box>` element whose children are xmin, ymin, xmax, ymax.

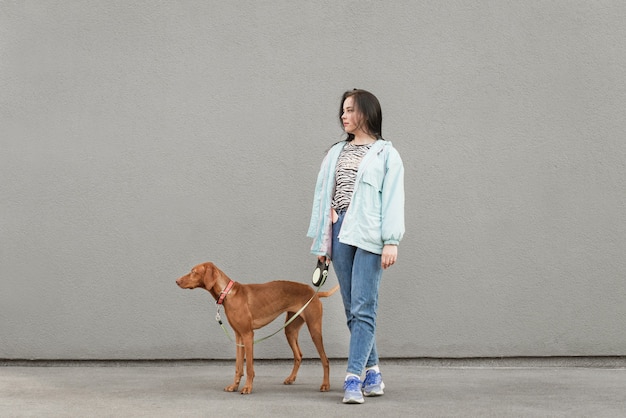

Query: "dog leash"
<box><xmin>214</xmin><ymin>283</ymin><xmax>324</xmax><ymax>347</ymax></box>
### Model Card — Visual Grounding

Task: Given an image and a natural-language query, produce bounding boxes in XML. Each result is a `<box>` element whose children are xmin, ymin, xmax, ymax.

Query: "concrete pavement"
<box><xmin>1</xmin><ymin>358</ymin><xmax>625</xmax><ymax>417</ymax></box>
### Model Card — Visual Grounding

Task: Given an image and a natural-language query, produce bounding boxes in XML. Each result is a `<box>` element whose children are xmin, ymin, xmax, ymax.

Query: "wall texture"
<box><xmin>2</xmin><ymin>1</ymin><xmax>625</xmax><ymax>360</ymax></box>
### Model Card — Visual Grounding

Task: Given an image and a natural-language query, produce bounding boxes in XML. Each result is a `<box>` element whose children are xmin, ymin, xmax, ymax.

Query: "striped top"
<box><xmin>332</xmin><ymin>142</ymin><xmax>373</xmax><ymax>211</ymax></box>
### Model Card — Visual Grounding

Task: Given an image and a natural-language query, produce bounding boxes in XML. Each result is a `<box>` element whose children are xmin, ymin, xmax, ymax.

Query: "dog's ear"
<box><xmin>202</xmin><ymin>262</ymin><xmax>220</xmax><ymax>289</ymax></box>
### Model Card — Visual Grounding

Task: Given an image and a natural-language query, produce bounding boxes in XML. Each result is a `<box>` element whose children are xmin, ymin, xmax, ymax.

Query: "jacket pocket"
<box><xmin>359</xmin><ymin>170</ymin><xmax>383</xmax><ymax>233</ymax></box>
<box><xmin>361</xmin><ymin>169</ymin><xmax>383</xmax><ymax>193</ymax></box>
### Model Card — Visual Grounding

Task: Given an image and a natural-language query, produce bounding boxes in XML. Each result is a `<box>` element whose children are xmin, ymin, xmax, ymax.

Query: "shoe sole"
<box><xmin>343</xmin><ymin>397</ymin><xmax>364</xmax><ymax>404</ymax></box>
<box><xmin>363</xmin><ymin>382</ymin><xmax>385</xmax><ymax>397</ymax></box>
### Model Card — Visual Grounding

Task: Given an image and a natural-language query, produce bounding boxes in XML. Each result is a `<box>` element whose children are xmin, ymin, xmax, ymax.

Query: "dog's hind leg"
<box><xmin>305</xmin><ymin>307</ymin><xmax>331</xmax><ymax>392</ymax></box>
<box><xmin>283</xmin><ymin>313</ymin><xmax>305</xmax><ymax>385</ymax></box>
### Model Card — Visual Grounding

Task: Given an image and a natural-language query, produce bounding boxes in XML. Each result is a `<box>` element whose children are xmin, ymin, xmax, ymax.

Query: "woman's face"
<box><xmin>341</xmin><ymin>96</ymin><xmax>364</xmax><ymax>136</ymax></box>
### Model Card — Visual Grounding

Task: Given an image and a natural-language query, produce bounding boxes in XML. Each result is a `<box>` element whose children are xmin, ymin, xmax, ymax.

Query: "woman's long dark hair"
<box><xmin>339</xmin><ymin>89</ymin><xmax>383</xmax><ymax>141</ymax></box>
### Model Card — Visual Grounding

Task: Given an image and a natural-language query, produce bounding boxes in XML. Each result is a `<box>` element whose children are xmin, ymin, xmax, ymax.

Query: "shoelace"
<box><xmin>344</xmin><ymin>378</ymin><xmax>362</xmax><ymax>391</ymax></box>
<box><xmin>364</xmin><ymin>371</ymin><xmax>381</xmax><ymax>385</ymax></box>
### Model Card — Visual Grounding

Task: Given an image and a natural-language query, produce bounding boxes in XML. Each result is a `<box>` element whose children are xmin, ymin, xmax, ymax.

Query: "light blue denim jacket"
<box><xmin>307</xmin><ymin>139</ymin><xmax>405</xmax><ymax>256</ymax></box>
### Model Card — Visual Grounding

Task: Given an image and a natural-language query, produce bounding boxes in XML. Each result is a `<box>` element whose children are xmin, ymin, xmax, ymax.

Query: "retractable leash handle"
<box><xmin>312</xmin><ymin>259</ymin><xmax>330</xmax><ymax>287</ymax></box>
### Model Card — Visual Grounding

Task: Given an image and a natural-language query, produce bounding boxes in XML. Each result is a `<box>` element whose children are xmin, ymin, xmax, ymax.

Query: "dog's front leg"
<box><xmin>224</xmin><ymin>335</ymin><xmax>245</xmax><ymax>392</ymax></box>
<box><xmin>240</xmin><ymin>333</ymin><xmax>255</xmax><ymax>394</ymax></box>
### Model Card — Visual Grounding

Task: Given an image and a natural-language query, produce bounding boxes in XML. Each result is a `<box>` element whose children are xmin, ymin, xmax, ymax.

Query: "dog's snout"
<box><xmin>176</xmin><ymin>274</ymin><xmax>194</xmax><ymax>289</ymax></box>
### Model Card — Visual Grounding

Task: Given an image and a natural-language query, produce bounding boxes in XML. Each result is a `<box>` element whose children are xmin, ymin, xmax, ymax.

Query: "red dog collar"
<box><xmin>217</xmin><ymin>280</ymin><xmax>234</xmax><ymax>305</ymax></box>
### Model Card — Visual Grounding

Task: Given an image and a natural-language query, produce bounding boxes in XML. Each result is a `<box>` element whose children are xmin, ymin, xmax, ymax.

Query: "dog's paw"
<box><xmin>283</xmin><ymin>376</ymin><xmax>296</xmax><ymax>385</ymax></box>
<box><xmin>319</xmin><ymin>383</ymin><xmax>330</xmax><ymax>392</ymax></box>
<box><xmin>224</xmin><ymin>384</ymin><xmax>239</xmax><ymax>392</ymax></box>
<box><xmin>240</xmin><ymin>386</ymin><xmax>253</xmax><ymax>394</ymax></box>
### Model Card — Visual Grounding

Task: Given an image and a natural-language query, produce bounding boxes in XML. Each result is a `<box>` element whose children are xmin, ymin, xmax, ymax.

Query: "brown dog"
<box><xmin>176</xmin><ymin>262</ymin><xmax>339</xmax><ymax>394</ymax></box>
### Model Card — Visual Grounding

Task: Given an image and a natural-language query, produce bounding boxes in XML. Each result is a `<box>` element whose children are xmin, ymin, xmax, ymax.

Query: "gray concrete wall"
<box><xmin>2</xmin><ymin>1</ymin><xmax>625</xmax><ymax>360</ymax></box>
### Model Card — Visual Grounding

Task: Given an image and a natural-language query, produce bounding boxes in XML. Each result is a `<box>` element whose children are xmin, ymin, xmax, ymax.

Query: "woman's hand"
<box><xmin>381</xmin><ymin>245</ymin><xmax>398</xmax><ymax>269</ymax></box>
<box><xmin>318</xmin><ymin>255</ymin><xmax>330</xmax><ymax>264</ymax></box>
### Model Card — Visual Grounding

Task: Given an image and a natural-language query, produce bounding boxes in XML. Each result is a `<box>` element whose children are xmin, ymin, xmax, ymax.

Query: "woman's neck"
<box><xmin>351</xmin><ymin>132</ymin><xmax>377</xmax><ymax>145</ymax></box>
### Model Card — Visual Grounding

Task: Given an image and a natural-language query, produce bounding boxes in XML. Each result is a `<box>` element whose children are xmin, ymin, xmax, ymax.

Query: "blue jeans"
<box><xmin>332</xmin><ymin>210</ymin><xmax>382</xmax><ymax>376</ymax></box>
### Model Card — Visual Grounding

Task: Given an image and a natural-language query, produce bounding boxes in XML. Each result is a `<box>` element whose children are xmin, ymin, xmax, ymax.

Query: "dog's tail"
<box><xmin>318</xmin><ymin>284</ymin><xmax>340</xmax><ymax>298</ymax></box>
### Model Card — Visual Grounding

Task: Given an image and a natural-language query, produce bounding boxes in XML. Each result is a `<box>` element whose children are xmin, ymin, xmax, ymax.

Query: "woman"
<box><xmin>307</xmin><ymin>89</ymin><xmax>405</xmax><ymax>404</ymax></box>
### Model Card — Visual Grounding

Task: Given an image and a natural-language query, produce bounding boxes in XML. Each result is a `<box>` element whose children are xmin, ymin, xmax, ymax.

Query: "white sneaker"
<box><xmin>362</xmin><ymin>369</ymin><xmax>385</xmax><ymax>397</ymax></box>
<box><xmin>342</xmin><ymin>376</ymin><xmax>364</xmax><ymax>404</ymax></box>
